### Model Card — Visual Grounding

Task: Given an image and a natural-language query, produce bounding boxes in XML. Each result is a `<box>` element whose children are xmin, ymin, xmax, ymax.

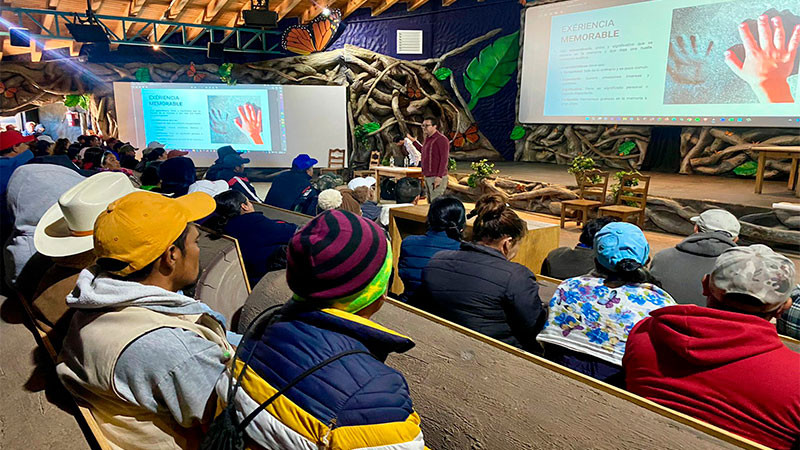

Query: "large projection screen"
<box><xmin>519</xmin><ymin>0</ymin><xmax>800</xmax><ymax>128</ymax></box>
<box><xmin>114</xmin><ymin>82</ymin><xmax>348</xmax><ymax>167</ymax></box>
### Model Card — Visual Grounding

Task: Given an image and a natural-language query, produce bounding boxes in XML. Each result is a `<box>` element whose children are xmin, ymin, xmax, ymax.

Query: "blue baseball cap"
<box><xmin>594</xmin><ymin>222</ymin><xmax>650</xmax><ymax>270</ymax></box>
<box><xmin>292</xmin><ymin>154</ymin><xmax>318</xmax><ymax>170</ymax></box>
<box><xmin>222</xmin><ymin>154</ymin><xmax>250</xmax><ymax>168</ymax></box>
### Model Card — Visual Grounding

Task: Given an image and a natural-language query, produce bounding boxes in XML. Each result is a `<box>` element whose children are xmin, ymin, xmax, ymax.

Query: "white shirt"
<box><xmin>404</xmin><ymin>138</ymin><xmax>421</xmax><ymax>167</ymax></box>
<box><xmin>379</xmin><ymin>203</ymin><xmax>415</xmax><ymax>227</ymax></box>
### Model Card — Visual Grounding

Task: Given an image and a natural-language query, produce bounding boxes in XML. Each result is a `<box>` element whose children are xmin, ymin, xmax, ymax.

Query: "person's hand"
<box><xmin>234</xmin><ymin>103</ymin><xmax>264</xmax><ymax>145</ymax></box>
<box><xmin>433</xmin><ymin>176</ymin><xmax>442</xmax><ymax>188</ymax></box>
<box><xmin>667</xmin><ymin>35</ymin><xmax>714</xmax><ymax>85</ymax></box>
<box><xmin>725</xmin><ymin>16</ymin><xmax>799</xmax><ymax>103</ymax></box>
<box><xmin>210</xmin><ymin>109</ymin><xmax>229</xmax><ymax>135</ymax></box>
<box><xmin>406</xmin><ymin>133</ymin><xmax>417</xmax><ymax>142</ymax></box>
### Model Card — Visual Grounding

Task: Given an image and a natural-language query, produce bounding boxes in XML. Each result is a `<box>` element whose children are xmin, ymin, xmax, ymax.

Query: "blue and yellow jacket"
<box><xmin>216</xmin><ymin>307</ymin><xmax>426</xmax><ymax>450</ymax></box>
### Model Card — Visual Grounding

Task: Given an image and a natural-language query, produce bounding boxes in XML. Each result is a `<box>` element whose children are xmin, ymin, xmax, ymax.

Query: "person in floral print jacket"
<box><xmin>536</xmin><ymin>222</ymin><xmax>675</xmax><ymax>385</ymax></box>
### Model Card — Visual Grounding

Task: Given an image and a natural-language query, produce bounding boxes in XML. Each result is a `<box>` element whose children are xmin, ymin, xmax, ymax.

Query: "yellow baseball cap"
<box><xmin>93</xmin><ymin>191</ymin><xmax>215</xmax><ymax>276</ymax></box>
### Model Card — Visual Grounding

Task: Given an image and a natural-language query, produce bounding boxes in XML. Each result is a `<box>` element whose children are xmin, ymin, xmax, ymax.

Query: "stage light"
<box><xmin>322</xmin><ymin>8</ymin><xmax>331</xmax><ymax>16</ymax></box>
<box><xmin>207</xmin><ymin>42</ymin><xmax>224</xmax><ymax>59</ymax></box>
<box><xmin>9</xmin><ymin>28</ymin><xmax>31</xmax><ymax>47</ymax></box>
<box><xmin>152</xmin><ymin>44</ymin><xmax>160</xmax><ymax>50</ymax></box>
<box><xmin>66</xmin><ymin>22</ymin><xmax>109</xmax><ymax>43</ymax></box>
<box><xmin>243</xmin><ymin>0</ymin><xmax>278</xmax><ymax>28</ymax></box>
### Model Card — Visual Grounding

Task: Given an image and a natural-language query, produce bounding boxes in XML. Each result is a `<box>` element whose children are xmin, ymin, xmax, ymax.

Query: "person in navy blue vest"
<box><xmin>398</xmin><ymin>197</ymin><xmax>464</xmax><ymax>302</ymax></box>
<box><xmin>264</xmin><ymin>154</ymin><xmax>317</xmax><ymax>210</ymax></box>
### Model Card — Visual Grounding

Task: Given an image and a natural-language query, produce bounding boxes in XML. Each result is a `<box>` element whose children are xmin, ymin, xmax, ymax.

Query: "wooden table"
<box><xmin>373</xmin><ymin>166</ymin><xmax>424</xmax><ymax>200</ymax></box>
<box><xmin>752</xmin><ymin>146</ymin><xmax>800</xmax><ymax>197</ymax></box>
<box><xmin>387</xmin><ymin>203</ymin><xmax>560</xmax><ymax>295</ymax></box>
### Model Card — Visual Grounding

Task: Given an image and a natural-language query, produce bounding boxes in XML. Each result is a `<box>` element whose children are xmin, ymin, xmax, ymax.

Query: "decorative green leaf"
<box><xmin>448</xmin><ymin>157</ymin><xmax>458</xmax><ymax>171</ymax></box>
<box><xmin>363</xmin><ymin>122</ymin><xmax>380</xmax><ymax>133</ymax></box>
<box><xmin>463</xmin><ymin>31</ymin><xmax>520</xmax><ymax>110</ymax></box>
<box><xmin>510</xmin><ymin>125</ymin><xmax>526</xmax><ymax>140</ymax></box>
<box><xmin>618</xmin><ymin>141</ymin><xmax>635</xmax><ymax>156</ymax></box>
<box><xmin>135</xmin><ymin>67</ymin><xmax>151</xmax><ymax>82</ymax></box>
<box><xmin>218</xmin><ymin>63</ymin><xmax>236</xmax><ymax>85</ymax></box>
<box><xmin>733</xmin><ymin>160</ymin><xmax>758</xmax><ymax>177</ymax></box>
<box><xmin>433</xmin><ymin>67</ymin><xmax>452</xmax><ymax>81</ymax></box>
<box><xmin>64</xmin><ymin>94</ymin><xmax>90</xmax><ymax>110</ymax></box>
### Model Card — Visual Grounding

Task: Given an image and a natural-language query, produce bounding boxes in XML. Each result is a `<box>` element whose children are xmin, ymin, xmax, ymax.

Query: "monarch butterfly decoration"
<box><xmin>281</xmin><ymin>8</ymin><xmax>343</xmax><ymax>56</ymax></box>
<box><xmin>450</xmin><ymin>123</ymin><xmax>480</xmax><ymax>148</ymax></box>
<box><xmin>186</xmin><ymin>62</ymin><xmax>207</xmax><ymax>82</ymax></box>
<box><xmin>0</xmin><ymin>81</ymin><xmax>18</xmax><ymax>99</ymax></box>
<box><xmin>405</xmin><ymin>79</ymin><xmax>423</xmax><ymax>99</ymax></box>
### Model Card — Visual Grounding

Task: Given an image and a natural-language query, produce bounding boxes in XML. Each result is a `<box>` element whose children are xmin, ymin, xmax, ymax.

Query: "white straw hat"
<box><xmin>34</xmin><ymin>172</ymin><xmax>136</xmax><ymax>257</ymax></box>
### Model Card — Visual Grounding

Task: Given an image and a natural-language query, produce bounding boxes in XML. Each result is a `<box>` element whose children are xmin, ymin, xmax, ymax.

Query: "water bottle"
<box><xmin>389</xmin><ymin>156</ymin><xmax>395</xmax><ymax>167</ymax></box>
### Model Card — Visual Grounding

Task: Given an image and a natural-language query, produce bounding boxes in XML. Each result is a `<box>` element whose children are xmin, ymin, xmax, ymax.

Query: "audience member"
<box><xmin>34</xmin><ymin>124</ymin><xmax>46</xmax><ymax>136</ymax></box>
<box><xmin>777</xmin><ymin>285</ymin><xmax>800</xmax><ymax>340</ymax></box>
<box><xmin>317</xmin><ymin>188</ymin><xmax>343</xmax><ymax>212</ymax></box>
<box><xmin>204</xmin><ymin>145</ymin><xmax>239</xmax><ymax>181</ymax></box>
<box><xmin>650</xmin><ymin>209</ymin><xmax>740</xmax><ymax>305</ymax></box>
<box><xmin>86</xmin><ymin>135</ymin><xmax>101</xmax><ymax>148</ymax></box>
<box><xmin>207</xmin><ymin>190</ymin><xmax>297</xmax><ymax>285</ymax></box>
<box><xmin>167</xmin><ymin>149</ymin><xmax>189</xmax><ymax>159</ymax></box>
<box><xmin>33</xmin><ymin>136</ymin><xmax>54</xmax><ymax>156</ymax></box>
<box><xmin>624</xmin><ymin>245</ymin><xmax>798</xmax><ymax>449</ymax></box>
<box><xmin>30</xmin><ymin>173</ymin><xmax>135</xmax><ymax>348</ymax></box>
<box><xmin>335</xmin><ymin>185</ymin><xmax>364</xmax><ymax>216</ymax></box>
<box><xmin>23</xmin><ymin>121</ymin><xmax>36</xmax><ymax>136</ymax></box>
<box><xmin>379</xmin><ymin>177</ymin><xmax>422</xmax><ymax>227</ymax></box>
<box><xmin>264</xmin><ymin>153</ymin><xmax>317</xmax><ymax>209</ymax></box>
<box><xmin>394</xmin><ymin>134</ymin><xmax>421</xmax><ymax>166</ymax></box>
<box><xmin>418</xmin><ymin>194</ymin><xmax>545</xmax><ymax>352</ymax></box>
<box><xmin>537</xmin><ymin>222</ymin><xmax>675</xmax><ymax>383</ymax></box>
<box><xmin>407</xmin><ymin>117</ymin><xmax>449</xmax><ymax>202</ymax></box>
<box><xmin>80</xmin><ymin>147</ymin><xmax>104</xmax><ymax>171</ymax></box>
<box><xmin>187</xmin><ymin>179</ymin><xmax>229</xmax><ymax>198</ymax></box>
<box><xmin>3</xmin><ymin>164</ymin><xmax>84</xmax><ymax>288</ymax></box>
<box><xmin>1</xmin><ymin>129</ymin><xmax>35</xmax><ymax>238</ymax></box>
<box><xmin>52</xmin><ymin>138</ymin><xmax>70</xmax><ymax>156</ymax></box>
<box><xmin>349</xmin><ymin>176</ymin><xmax>380</xmax><ymax>220</ymax></box>
<box><xmin>541</xmin><ymin>217</ymin><xmax>617</xmax><ymax>279</ymax></box>
<box><xmin>399</xmin><ymin>196</ymin><xmax>464</xmax><ymax>301</ymax></box>
<box><xmin>217</xmin><ymin>154</ymin><xmax>260</xmax><ymax>202</ymax></box>
<box><xmin>213</xmin><ymin>210</ymin><xmax>425</xmax><ymax>449</ymax></box>
<box><xmin>158</xmin><ymin>156</ymin><xmax>196</xmax><ymax>197</ymax></box>
<box><xmin>101</xmin><ymin>150</ymin><xmax>121</xmax><ymax>170</ymax></box>
<box><xmin>135</xmin><ymin>147</ymin><xmax>167</xmax><ymax>172</ymax></box>
<box><xmin>117</xmin><ymin>143</ymin><xmax>139</xmax><ymax>170</ymax></box>
<box><xmin>57</xmin><ymin>190</ymin><xmax>232</xmax><ymax>449</ymax></box>
<box><xmin>139</xmin><ymin>165</ymin><xmax>160</xmax><ymax>191</ymax></box>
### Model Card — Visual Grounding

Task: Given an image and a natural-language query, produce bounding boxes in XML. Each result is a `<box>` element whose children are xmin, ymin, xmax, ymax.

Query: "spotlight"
<box><xmin>243</xmin><ymin>0</ymin><xmax>278</xmax><ymax>28</ymax></box>
<box><xmin>322</xmin><ymin>7</ymin><xmax>331</xmax><ymax>16</ymax></box>
<box><xmin>66</xmin><ymin>22</ymin><xmax>109</xmax><ymax>43</ymax></box>
<box><xmin>152</xmin><ymin>44</ymin><xmax>160</xmax><ymax>50</ymax></box>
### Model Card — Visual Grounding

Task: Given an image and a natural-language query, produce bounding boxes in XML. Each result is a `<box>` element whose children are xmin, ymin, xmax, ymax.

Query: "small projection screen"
<box><xmin>518</xmin><ymin>0</ymin><xmax>800</xmax><ymax>128</ymax></box>
<box><xmin>114</xmin><ymin>82</ymin><xmax>349</xmax><ymax>167</ymax></box>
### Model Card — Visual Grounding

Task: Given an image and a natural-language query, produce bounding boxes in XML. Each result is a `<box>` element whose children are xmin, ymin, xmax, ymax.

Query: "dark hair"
<box><xmin>208</xmin><ymin>190</ymin><xmax>248</xmax><ymax>233</ymax></box>
<box><xmin>67</xmin><ymin>144</ymin><xmax>81</xmax><ymax>161</ymax></box>
<box><xmin>427</xmin><ymin>196</ymin><xmax>466</xmax><ymax>240</ymax></box>
<box><xmin>77</xmin><ymin>135</ymin><xmax>88</xmax><ymax>145</ymax></box>
<box><xmin>33</xmin><ymin>140</ymin><xmax>52</xmax><ymax>157</ymax></box>
<box><xmin>471</xmin><ymin>194</ymin><xmax>526</xmax><ymax>244</ymax></box>
<box><xmin>423</xmin><ymin>116</ymin><xmax>439</xmax><ymax>128</ymax></box>
<box><xmin>97</xmin><ymin>225</ymin><xmax>191</xmax><ymax>282</ymax></box>
<box><xmin>53</xmin><ymin>138</ymin><xmax>70</xmax><ymax>156</ymax></box>
<box><xmin>579</xmin><ymin>217</ymin><xmax>618</xmax><ymax>248</ymax></box>
<box><xmin>395</xmin><ymin>177</ymin><xmax>421</xmax><ymax>204</ymax></box>
<box><xmin>392</xmin><ymin>134</ymin><xmax>404</xmax><ymax>143</ymax></box>
<box><xmin>0</xmin><ymin>146</ymin><xmax>14</xmax><ymax>156</ymax></box>
<box><xmin>144</xmin><ymin>147</ymin><xmax>166</xmax><ymax>162</ymax></box>
<box><xmin>140</xmin><ymin>165</ymin><xmax>161</xmax><ymax>186</ymax></box>
<box><xmin>594</xmin><ymin>258</ymin><xmax>661</xmax><ymax>287</ymax></box>
<box><xmin>81</xmin><ymin>147</ymin><xmax>104</xmax><ymax>170</ymax></box>
<box><xmin>112</xmin><ymin>141</ymin><xmax>125</xmax><ymax>151</ymax></box>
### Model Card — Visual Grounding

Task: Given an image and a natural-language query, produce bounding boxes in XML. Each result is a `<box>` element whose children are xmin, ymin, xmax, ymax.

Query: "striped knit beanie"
<box><xmin>287</xmin><ymin>210</ymin><xmax>392</xmax><ymax>313</ymax></box>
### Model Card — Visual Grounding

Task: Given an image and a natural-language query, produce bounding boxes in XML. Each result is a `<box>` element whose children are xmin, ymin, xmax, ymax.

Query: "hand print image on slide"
<box><xmin>208</xmin><ymin>95</ymin><xmax>266</xmax><ymax>146</ymax></box>
<box><xmin>664</xmin><ymin>0</ymin><xmax>799</xmax><ymax>105</ymax></box>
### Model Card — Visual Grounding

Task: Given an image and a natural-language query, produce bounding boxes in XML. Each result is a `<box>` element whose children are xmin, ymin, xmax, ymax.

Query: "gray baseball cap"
<box><xmin>691</xmin><ymin>209</ymin><xmax>740</xmax><ymax>238</ymax></box>
<box><xmin>710</xmin><ymin>245</ymin><xmax>796</xmax><ymax>310</ymax></box>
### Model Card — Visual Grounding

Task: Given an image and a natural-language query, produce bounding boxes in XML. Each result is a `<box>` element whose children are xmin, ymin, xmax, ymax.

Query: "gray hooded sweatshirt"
<box><xmin>60</xmin><ymin>269</ymin><xmax>231</xmax><ymax>428</ymax></box>
<box><xmin>649</xmin><ymin>231</ymin><xmax>737</xmax><ymax>306</ymax></box>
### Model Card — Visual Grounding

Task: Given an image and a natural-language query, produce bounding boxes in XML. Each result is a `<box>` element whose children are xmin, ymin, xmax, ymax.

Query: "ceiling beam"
<box><xmin>162</xmin><ymin>0</ymin><xmax>192</xmax><ymax>20</ymax></box>
<box><xmin>275</xmin><ymin>0</ymin><xmax>301</xmax><ymax>20</ymax></box>
<box><xmin>341</xmin><ymin>0</ymin><xmax>367</xmax><ymax>17</ymax></box>
<box><xmin>406</xmin><ymin>0</ymin><xmax>428</xmax><ymax>11</ymax></box>
<box><xmin>202</xmin><ymin>0</ymin><xmax>237</xmax><ymax>23</ymax></box>
<box><xmin>299</xmin><ymin>3</ymin><xmax>324</xmax><ymax>23</ymax></box>
<box><xmin>442</xmin><ymin>0</ymin><xmax>457</xmax><ymax>5</ymax></box>
<box><xmin>129</xmin><ymin>0</ymin><xmax>151</xmax><ymax>16</ymax></box>
<box><xmin>371</xmin><ymin>0</ymin><xmax>399</xmax><ymax>16</ymax></box>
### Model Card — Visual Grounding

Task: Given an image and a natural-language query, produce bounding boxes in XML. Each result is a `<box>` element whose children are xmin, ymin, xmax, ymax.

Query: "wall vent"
<box><xmin>396</xmin><ymin>30</ymin><xmax>423</xmax><ymax>54</ymax></box>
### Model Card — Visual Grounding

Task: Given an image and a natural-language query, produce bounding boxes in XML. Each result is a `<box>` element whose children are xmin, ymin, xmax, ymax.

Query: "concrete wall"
<box><xmin>37</xmin><ymin>103</ymin><xmax>84</xmax><ymax>142</ymax></box>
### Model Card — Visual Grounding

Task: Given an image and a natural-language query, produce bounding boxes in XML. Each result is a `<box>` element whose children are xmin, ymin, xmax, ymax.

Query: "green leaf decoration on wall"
<box><xmin>218</xmin><ymin>63</ymin><xmax>236</xmax><ymax>85</ymax></box>
<box><xmin>463</xmin><ymin>31</ymin><xmax>520</xmax><ymax>110</ymax></box>
<box><xmin>618</xmin><ymin>141</ymin><xmax>636</xmax><ymax>156</ymax></box>
<box><xmin>733</xmin><ymin>160</ymin><xmax>758</xmax><ymax>177</ymax></box>
<box><xmin>433</xmin><ymin>67</ymin><xmax>452</xmax><ymax>81</ymax></box>
<box><xmin>510</xmin><ymin>125</ymin><xmax>526</xmax><ymax>140</ymax></box>
<box><xmin>64</xmin><ymin>94</ymin><xmax>90</xmax><ymax>110</ymax></box>
<box><xmin>135</xmin><ymin>67</ymin><xmax>151</xmax><ymax>82</ymax></box>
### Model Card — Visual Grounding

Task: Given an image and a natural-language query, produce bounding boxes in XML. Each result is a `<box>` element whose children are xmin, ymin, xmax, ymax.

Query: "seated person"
<box><xmin>204</xmin><ymin>145</ymin><xmax>240</xmax><ymax>181</ymax></box>
<box><xmin>537</xmin><ymin>222</ymin><xmax>674</xmax><ymax>383</ymax></box>
<box><xmin>264</xmin><ymin>154</ymin><xmax>317</xmax><ymax>209</ymax></box>
<box><xmin>57</xmin><ymin>190</ymin><xmax>233</xmax><ymax>449</ymax></box>
<box><xmin>1</xmin><ymin>129</ymin><xmax>35</xmax><ymax>240</ymax></box>
<box><xmin>116</xmin><ymin>143</ymin><xmax>139</xmax><ymax>170</ymax></box>
<box><xmin>541</xmin><ymin>217</ymin><xmax>617</xmax><ymax>279</ymax></box>
<box><xmin>139</xmin><ymin>165</ymin><xmax>160</xmax><ymax>191</ymax></box>
<box><xmin>379</xmin><ymin>177</ymin><xmax>422</xmax><ymax>227</ymax></box>
<box><xmin>29</xmin><ymin>173</ymin><xmax>135</xmax><ymax>349</ymax></box>
<box><xmin>398</xmin><ymin>196</ymin><xmax>464</xmax><ymax>301</ymax></box>
<box><xmin>213</xmin><ymin>210</ymin><xmax>425</xmax><ymax>449</ymax></box>
<box><xmin>158</xmin><ymin>156</ymin><xmax>196</xmax><ymax>197</ymax></box>
<box><xmin>777</xmin><ymin>285</ymin><xmax>800</xmax><ymax>339</ymax></box>
<box><xmin>134</xmin><ymin>146</ymin><xmax>167</xmax><ymax>172</ymax></box>
<box><xmin>317</xmin><ymin>188</ymin><xmax>343</xmax><ymax>213</ymax></box>
<box><xmin>207</xmin><ymin>190</ymin><xmax>297</xmax><ymax>286</ymax></box>
<box><xmin>624</xmin><ymin>245</ymin><xmax>798</xmax><ymax>450</ymax></box>
<box><xmin>650</xmin><ymin>209</ymin><xmax>739</xmax><ymax>305</ymax></box>
<box><xmin>418</xmin><ymin>194</ymin><xmax>545</xmax><ymax>353</ymax></box>
<box><xmin>217</xmin><ymin>154</ymin><xmax>261</xmax><ymax>202</ymax></box>
<box><xmin>349</xmin><ymin>177</ymin><xmax>380</xmax><ymax>220</ymax></box>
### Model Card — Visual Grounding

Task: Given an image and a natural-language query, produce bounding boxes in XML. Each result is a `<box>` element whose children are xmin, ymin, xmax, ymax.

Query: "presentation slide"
<box><xmin>114</xmin><ymin>82</ymin><xmax>349</xmax><ymax>168</ymax></box>
<box><xmin>519</xmin><ymin>0</ymin><xmax>800</xmax><ymax>127</ymax></box>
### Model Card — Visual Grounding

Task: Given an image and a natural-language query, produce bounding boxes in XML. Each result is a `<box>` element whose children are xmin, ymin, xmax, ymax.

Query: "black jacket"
<box><xmin>540</xmin><ymin>245</ymin><xmax>595</xmax><ymax>280</ymax></box>
<box><xmin>417</xmin><ymin>242</ymin><xmax>546</xmax><ymax>352</ymax></box>
<box><xmin>264</xmin><ymin>168</ymin><xmax>312</xmax><ymax>210</ymax></box>
<box><xmin>223</xmin><ymin>212</ymin><xmax>297</xmax><ymax>286</ymax></box>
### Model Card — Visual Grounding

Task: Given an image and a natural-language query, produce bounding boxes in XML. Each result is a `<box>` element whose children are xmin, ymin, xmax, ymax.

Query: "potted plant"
<box><xmin>467</xmin><ymin>159</ymin><xmax>499</xmax><ymax>188</ymax></box>
<box><xmin>567</xmin><ymin>155</ymin><xmax>598</xmax><ymax>186</ymax></box>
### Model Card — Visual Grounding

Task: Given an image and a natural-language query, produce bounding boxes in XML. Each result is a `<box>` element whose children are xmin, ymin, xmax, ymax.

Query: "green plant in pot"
<box><xmin>567</xmin><ymin>155</ymin><xmax>598</xmax><ymax>185</ymax></box>
<box><xmin>467</xmin><ymin>159</ymin><xmax>499</xmax><ymax>188</ymax></box>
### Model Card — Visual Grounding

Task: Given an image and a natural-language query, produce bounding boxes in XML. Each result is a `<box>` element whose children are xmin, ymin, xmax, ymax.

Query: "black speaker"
<box><xmin>242</xmin><ymin>9</ymin><xmax>278</xmax><ymax>28</ymax></box>
<box><xmin>207</xmin><ymin>42</ymin><xmax>225</xmax><ymax>59</ymax></box>
<box><xmin>9</xmin><ymin>28</ymin><xmax>30</xmax><ymax>47</ymax></box>
<box><xmin>66</xmin><ymin>23</ymin><xmax>110</xmax><ymax>43</ymax></box>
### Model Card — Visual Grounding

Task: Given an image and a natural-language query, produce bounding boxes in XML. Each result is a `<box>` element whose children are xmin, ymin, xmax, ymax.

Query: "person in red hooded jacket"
<box><xmin>623</xmin><ymin>244</ymin><xmax>799</xmax><ymax>450</ymax></box>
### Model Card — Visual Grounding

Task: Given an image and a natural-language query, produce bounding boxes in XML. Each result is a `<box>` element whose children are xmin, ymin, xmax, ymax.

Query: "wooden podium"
<box><xmin>387</xmin><ymin>203</ymin><xmax>560</xmax><ymax>295</ymax></box>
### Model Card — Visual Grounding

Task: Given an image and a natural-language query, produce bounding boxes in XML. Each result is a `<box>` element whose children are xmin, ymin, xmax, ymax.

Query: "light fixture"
<box><xmin>152</xmin><ymin>44</ymin><xmax>160</xmax><ymax>50</ymax></box>
<box><xmin>65</xmin><ymin>0</ymin><xmax>109</xmax><ymax>43</ymax></box>
<box><xmin>322</xmin><ymin>7</ymin><xmax>331</xmax><ymax>16</ymax></box>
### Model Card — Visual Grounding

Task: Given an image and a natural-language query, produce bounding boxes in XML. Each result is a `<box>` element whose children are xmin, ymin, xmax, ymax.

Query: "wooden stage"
<box><xmin>486</xmin><ymin>161</ymin><xmax>798</xmax><ymax>209</ymax></box>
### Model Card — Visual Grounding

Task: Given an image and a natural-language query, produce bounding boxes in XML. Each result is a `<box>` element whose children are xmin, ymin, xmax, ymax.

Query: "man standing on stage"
<box><xmin>407</xmin><ymin>117</ymin><xmax>449</xmax><ymax>202</ymax></box>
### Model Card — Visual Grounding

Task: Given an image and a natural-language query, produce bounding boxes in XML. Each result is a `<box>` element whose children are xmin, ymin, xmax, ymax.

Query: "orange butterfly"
<box><xmin>281</xmin><ymin>9</ymin><xmax>342</xmax><ymax>55</ymax></box>
<box><xmin>450</xmin><ymin>123</ymin><xmax>480</xmax><ymax>148</ymax></box>
<box><xmin>186</xmin><ymin>62</ymin><xmax>206</xmax><ymax>82</ymax></box>
<box><xmin>406</xmin><ymin>80</ymin><xmax>423</xmax><ymax>99</ymax></box>
<box><xmin>0</xmin><ymin>81</ymin><xmax>18</xmax><ymax>98</ymax></box>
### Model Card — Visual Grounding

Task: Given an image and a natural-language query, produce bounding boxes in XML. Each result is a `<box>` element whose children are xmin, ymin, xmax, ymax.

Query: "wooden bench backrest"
<box><xmin>252</xmin><ymin>201</ymin><xmax>313</xmax><ymax>226</ymax></box>
<box><xmin>194</xmin><ymin>227</ymin><xmax>251</xmax><ymax>327</ymax></box>
<box><xmin>617</xmin><ymin>173</ymin><xmax>651</xmax><ymax>208</ymax></box>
